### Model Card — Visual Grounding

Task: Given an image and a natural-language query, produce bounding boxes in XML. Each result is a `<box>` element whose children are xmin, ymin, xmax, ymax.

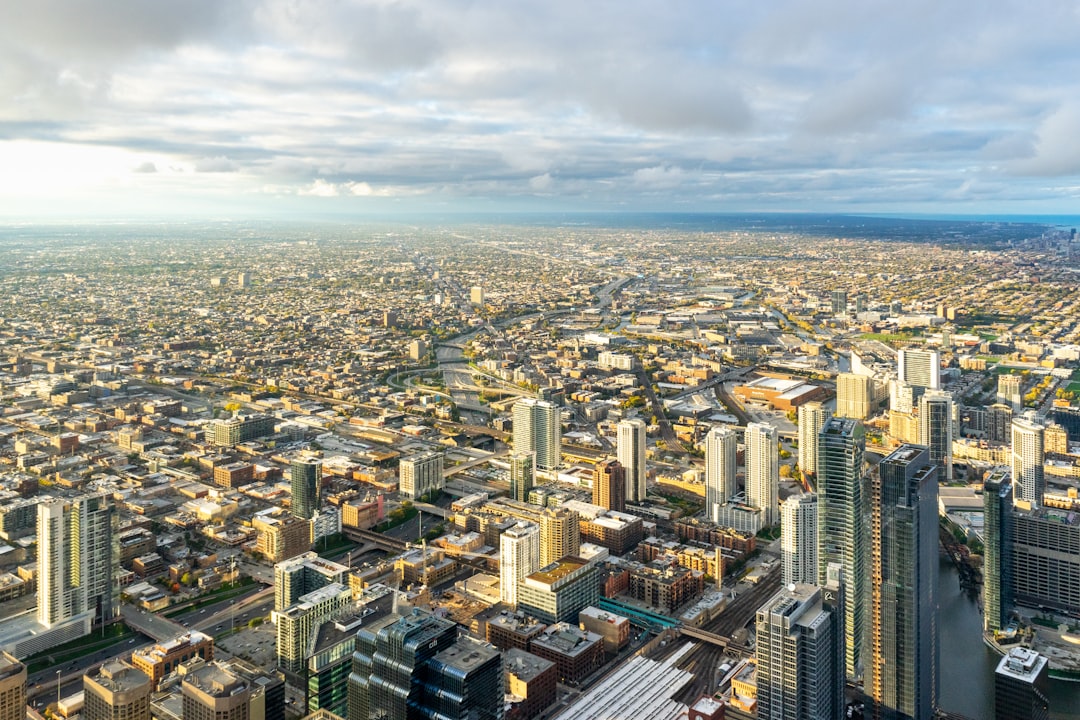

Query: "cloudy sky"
<box><xmin>2</xmin><ymin>0</ymin><xmax>1080</xmax><ymax>218</ymax></box>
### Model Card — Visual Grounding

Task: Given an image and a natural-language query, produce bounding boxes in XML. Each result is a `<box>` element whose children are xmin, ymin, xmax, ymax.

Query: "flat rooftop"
<box><xmin>528</xmin><ymin>557</ymin><xmax>587</xmax><ymax>585</ymax></box>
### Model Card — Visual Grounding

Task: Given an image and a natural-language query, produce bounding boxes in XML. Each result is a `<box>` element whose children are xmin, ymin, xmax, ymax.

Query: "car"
<box><xmin>129</xmin><ymin>639</ymin><xmax>136</xmax><ymax>644</ymax></box>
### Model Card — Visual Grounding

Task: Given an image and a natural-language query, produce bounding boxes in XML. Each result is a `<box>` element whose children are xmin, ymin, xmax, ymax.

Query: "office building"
<box><xmin>253</xmin><ymin>513</ymin><xmax>311</xmax><ymax>563</ymax></box>
<box><xmin>514</xmin><ymin>398</ymin><xmax>562</xmax><ymax>471</ymax></box>
<box><xmin>349</xmin><ymin>610</ymin><xmax>500</xmax><ymax>720</ymax></box>
<box><xmin>831</xmin><ymin>289</ymin><xmax>847</xmax><ymax>316</ymax></box>
<box><xmin>836</xmin><ymin>373</ymin><xmax>872</xmax><ymax>420</ymax></box>
<box><xmin>617</xmin><ymin>419</ymin><xmax>647</xmax><ymax>503</ymax></box>
<box><xmin>918</xmin><ymin>390</ymin><xmax>953</xmax><ymax>482</ymax></box>
<box><xmin>275</xmin><ymin>583</ymin><xmax>352</xmax><ymax>675</ymax></box>
<box><xmin>983</xmin><ymin>468</ymin><xmax>1013</xmax><ymax>634</ymax></box>
<box><xmin>1011</xmin><ymin>416</ymin><xmax>1045</xmax><ymax>506</ymax></box>
<box><xmin>816</xmin><ymin>417</ymin><xmax>865</xmax><ymax>680</ymax></box>
<box><xmin>539</xmin><ymin>507</ymin><xmax>580</xmax><ymax>567</ymax></box>
<box><xmin>989</xmin><ymin>403</ymin><xmax>1014</xmax><ymax>443</ymax></box>
<box><xmin>898</xmin><ymin>348</ymin><xmax>941</xmax><ymax>391</ymax></box>
<box><xmin>868</xmin><ymin>445</ymin><xmax>938</xmax><ymax>720</ymax></box>
<box><xmin>705</xmin><ymin>425</ymin><xmax>738</xmax><ymax>523</ymax></box>
<box><xmin>745</xmin><ymin>423</ymin><xmax>779</xmax><ymax>526</ymax></box>
<box><xmin>181</xmin><ymin>662</ymin><xmax>250</xmax><ymax>720</ymax></box>
<box><xmin>398</xmin><ymin>451</ymin><xmax>444</xmax><ymax>500</ymax></box>
<box><xmin>504</xmin><ymin>648</ymin><xmax>557</xmax><ymax>720</ymax></box>
<box><xmin>1010</xmin><ymin>505</ymin><xmax>1080</xmax><ymax>615</ymax></box>
<box><xmin>38</xmin><ymin>493</ymin><xmax>118</xmax><ymax>628</ymax></box>
<box><xmin>529</xmin><ymin>623</ymin><xmax>604</xmax><ymax>685</ymax></box>
<box><xmin>517</xmin><ymin>556</ymin><xmax>599</xmax><ymax>625</ymax></box>
<box><xmin>998</xmin><ymin>374</ymin><xmax>1024</xmax><ymax>413</ymax></box>
<box><xmin>755</xmin><ymin>570</ymin><xmax>845</xmax><ymax>720</ymax></box>
<box><xmin>500</xmin><ymin>521</ymin><xmax>540</xmax><ymax>607</ymax></box>
<box><xmin>994</xmin><ymin>647</ymin><xmax>1050</xmax><ymax>720</ymax></box>
<box><xmin>290</xmin><ymin>458</ymin><xmax>322</xmax><ymax>520</ymax></box>
<box><xmin>307</xmin><ymin>612</ymin><xmax>364</xmax><ymax>718</ymax></box>
<box><xmin>0</xmin><ymin>653</ymin><xmax>25</xmax><ymax>720</ymax></box>
<box><xmin>470</xmin><ymin>286</ymin><xmax>485</xmax><ymax>305</ymax></box>
<box><xmin>274</xmin><ymin>552</ymin><xmax>348</xmax><ymax>612</ymax></box>
<box><xmin>84</xmin><ymin>661</ymin><xmax>152</xmax><ymax>720</ymax></box>
<box><xmin>209</xmin><ymin>414</ymin><xmax>275</xmax><ymax>447</ymax></box>
<box><xmin>131</xmin><ymin>632</ymin><xmax>213</xmax><ymax>689</ymax></box>
<box><xmin>797</xmin><ymin>402</ymin><xmax>830</xmax><ymax>477</ymax></box>
<box><xmin>592</xmin><ymin>459</ymin><xmax>626</xmax><ymax>512</ymax></box>
<box><xmin>781</xmin><ymin>494</ymin><xmax>818</xmax><ymax>586</ymax></box>
<box><xmin>509</xmin><ymin>452</ymin><xmax>535</xmax><ymax>503</ymax></box>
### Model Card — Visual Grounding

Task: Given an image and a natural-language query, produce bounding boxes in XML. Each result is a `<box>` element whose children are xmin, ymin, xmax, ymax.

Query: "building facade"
<box><xmin>617</xmin><ymin>419</ymin><xmax>647</xmax><ymax>503</ymax></box>
<box><xmin>398</xmin><ymin>451</ymin><xmax>444</xmax><ymax>501</ymax></box>
<box><xmin>509</xmin><ymin>452</ymin><xmax>535</xmax><ymax>503</ymax></box>
<box><xmin>898</xmin><ymin>348</ymin><xmax>941</xmax><ymax>391</ymax></box>
<box><xmin>290</xmin><ymin>458</ymin><xmax>322</xmax><ymax>520</ymax></box>
<box><xmin>500</xmin><ymin>521</ymin><xmax>541</xmax><ymax>608</ymax></box>
<box><xmin>917</xmin><ymin>390</ymin><xmax>953</xmax><ymax>482</ymax></box>
<box><xmin>797</xmin><ymin>402</ymin><xmax>830</xmax><ymax>477</ymax></box>
<box><xmin>705</xmin><ymin>425</ymin><xmax>738</xmax><ymax>523</ymax></box>
<box><xmin>592</xmin><ymin>459</ymin><xmax>626</xmax><ymax>512</ymax></box>
<box><xmin>513</xmin><ymin>398</ymin><xmax>562</xmax><ymax>471</ymax></box>
<box><xmin>1011</xmin><ymin>416</ymin><xmax>1045</xmax><ymax>506</ymax></box>
<box><xmin>781</xmin><ymin>494</ymin><xmax>818</xmax><ymax>587</ymax></box>
<box><xmin>745</xmin><ymin>423</ymin><xmax>779</xmax><ymax>526</ymax></box>
<box><xmin>983</xmin><ymin>467</ymin><xmax>1013</xmax><ymax>633</ymax></box>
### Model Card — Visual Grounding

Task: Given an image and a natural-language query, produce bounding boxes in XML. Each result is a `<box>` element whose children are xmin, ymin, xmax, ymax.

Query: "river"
<box><xmin>937</xmin><ymin>558</ymin><xmax>1080</xmax><ymax>719</ymax></box>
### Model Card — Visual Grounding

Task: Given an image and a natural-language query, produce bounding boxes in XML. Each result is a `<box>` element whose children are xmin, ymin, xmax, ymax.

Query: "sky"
<box><xmin>2</xmin><ymin>0</ymin><xmax>1080</xmax><ymax>219</ymax></box>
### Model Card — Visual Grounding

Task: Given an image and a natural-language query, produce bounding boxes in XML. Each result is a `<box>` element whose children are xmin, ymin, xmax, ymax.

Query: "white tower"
<box><xmin>781</xmin><ymin>494</ymin><xmax>819</xmax><ymax>586</ymax></box>
<box><xmin>797</xmin><ymin>402</ymin><xmax>831</xmax><ymax>477</ymax></box>
<box><xmin>746</xmin><ymin>423</ymin><xmax>779</xmax><ymax>526</ymax></box>
<box><xmin>1011</xmin><ymin>415</ymin><xmax>1045</xmax><ymax>506</ymax></box>
<box><xmin>500</xmin><ymin>521</ymin><xmax>540</xmax><ymax>607</ymax></box>
<box><xmin>617</xmin><ymin>419</ymin><xmax>647</xmax><ymax>503</ymax></box>
<box><xmin>705</xmin><ymin>425</ymin><xmax>738</xmax><ymax>523</ymax></box>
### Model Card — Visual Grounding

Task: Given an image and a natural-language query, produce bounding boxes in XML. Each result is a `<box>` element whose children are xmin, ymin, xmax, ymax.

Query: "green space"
<box><xmin>654</xmin><ymin>491</ymin><xmax>703</xmax><ymax>517</ymax></box>
<box><xmin>859</xmin><ymin>332</ymin><xmax>911</xmax><ymax>343</ymax></box>
<box><xmin>316</xmin><ymin>532</ymin><xmax>356</xmax><ymax>558</ymax></box>
<box><xmin>375</xmin><ymin>501</ymin><xmax>418</xmax><ymax>532</ymax></box>
<box><xmin>25</xmin><ymin>622</ymin><xmax>136</xmax><ymax>674</ymax></box>
<box><xmin>1065</xmin><ymin>382</ymin><xmax>1080</xmax><ymax>395</ymax></box>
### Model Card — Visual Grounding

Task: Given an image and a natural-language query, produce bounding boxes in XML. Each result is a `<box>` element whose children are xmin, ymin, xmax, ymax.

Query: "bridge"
<box><xmin>595</xmin><ymin>597</ymin><xmax>679</xmax><ymax>630</ymax></box>
<box><xmin>341</xmin><ymin>527</ymin><xmax>409</xmax><ymax>553</ymax></box>
<box><xmin>679</xmin><ymin>625</ymin><xmax>753</xmax><ymax>657</ymax></box>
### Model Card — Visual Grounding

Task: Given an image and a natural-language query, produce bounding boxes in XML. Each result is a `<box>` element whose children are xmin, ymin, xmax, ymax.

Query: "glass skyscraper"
<box><xmin>290</xmin><ymin>457</ymin><xmax>321</xmax><ymax>520</ymax></box>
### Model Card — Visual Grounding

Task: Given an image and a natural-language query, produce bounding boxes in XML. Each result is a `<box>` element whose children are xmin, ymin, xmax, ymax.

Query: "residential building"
<box><xmin>592</xmin><ymin>459</ymin><xmax>625</xmax><ymax>512</ymax></box>
<box><xmin>398</xmin><ymin>451</ymin><xmax>444</xmax><ymax>500</ymax></box>
<box><xmin>998</xmin><ymin>374</ymin><xmax>1023</xmax><ymax>413</ymax></box>
<box><xmin>816</xmin><ymin>416</ymin><xmax>865</xmax><ymax>680</ymax></box>
<box><xmin>918</xmin><ymin>390</ymin><xmax>953</xmax><ymax>482</ymax></box>
<box><xmin>797</xmin><ymin>402</ymin><xmax>830</xmax><ymax>477</ymax></box>
<box><xmin>517</xmin><ymin>557</ymin><xmax>599</xmax><ymax>625</ymax></box>
<box><xmin>509</xmin><ymin>452</ymin><xmax>535</xmax><ymax>503</ymax></box>
<box><xmin>254</xmin><ymin>513</ymin><xmax>311</xmax><ymax>563</ymax></box>
<box><xmin>898</xmin><ymin>348</ymin><xmax>941</xmax><ymax>391</ymax></box>
<box><xmin>705</xmin><ymin>425</ymin><xmax>738</xmax><ymax>523</ymax></box>
<box><xmin>868</xmin><ymin>445</ymin><xmax>938</xmax><ymax>720</ymax></box>
<box><xmin>831</xmin><ymin>290</ymin><xmax>847</xmax><ymax>316</ymax></box>
<box><xmin>539</xmin><ymin>508</ymin><xmax>580</xmax><ymax>567</ymax></box>
<box><xmin>513</xmin><ymin>398</ymin><xmax>562</xmax><ymax>471</ymax></box>
<box><xmin>781</xmin><ymin>494</ymin><xmax>818</xmax><ymax>586</ymax></box>
<box><xmin>84</xmin><ymin>661</ymin><xmax>152</xmax><ymax>720</ymax></box>
<box><xmin>1011</xmin><ymin>416</ymin><xmax>1045</xmax><ymax>506</ymax></box>
<box><xmin>181</xmin><ymin>662</ymin><xmax>250</xmax><ymax>720</ymax></box>
<box><xmin>983</xmin><ymin>468</ymin><xmax>1013</xmax><ymax>634</ymax></box>
<box><xmin>994</xmin><ymin>647</ymin><xmax>1050</xmax><ymax>720</ymax></box>
<box><xmin>0</xmin><ymin>653</ymin><xmax>25</xmax><ymax>720</ymax></box>
<box><xmin>290</xmin><ymin>458</ymin><xmax>322</xmax><ymax>520</ymax></box>
<box><xmin>275</xmin><ymin>583</ymin><xmax>352</xmax><ymax>675</ymax></box>
<box><xmin>501</xmin><ymin>521</ymin><xmax>540</xmax><ymax>607</ymax></box>
<box><xmin>131</xmin><ymin>632</ymin><xmax>213</xmax><ymax>689</ymax></box>
<box><xmin>528</xmin><ymin>623</ymin><xmax>604</xmax><ymax>685</ymax></box>
<box><xmin>745</xmin><ymin>423</ymin><xmax>778</xmax><ymax>526</ymax></box>
<box><xmin>836</xmin><ymin>373</ymin><xmax>872</xmax><ymax>420</ymax></box>
<box><xmin>274</xmin><ymin>552</ymin><xmax>348</xmax><ymax>612</ymax></box>
<box><xmin>755</xmin><ymin>571</ymin><xmax>845</xmax><ymax>720</ymax></box>
<box><xmin>504</xmin><ymin>648</ymin><xmax>557</xmax><ymax>720</ymax></box>
<box><xmin>617</xmin><ymin>419</ymin><xmax>648</xmax><ymax>503</ymax></box>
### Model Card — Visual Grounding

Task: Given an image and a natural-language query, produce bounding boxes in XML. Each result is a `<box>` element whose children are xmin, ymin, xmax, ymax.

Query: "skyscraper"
<box><xmin>998</xmin><ymin>373</ymin><xmax>1023</xmax><ymax>413</ymax></box>
<box><xmin>1011</xmin><ymin>415</ymin><xmax>1045</xmax><ymax>506</ymax></box>
<box><xmin>781</xmin><ymin>494</ymin><xmax>818</xmax><ymax>586</ymax></box>
<box><xmin>275</xmin><ymin>583</ymin><xmax>352</xmax><ymax>674</ymax></box>
<box><xmin>290</xmin><ymin>458</ymin><xmax>321</xmax><ymax>520</ymax></box>
<box><xmin>84</xmin><ymin>661</ymin><xmax>152</xmax><ymax>720</ymax></box>
<box><xmin>509</xmin><ymin>452</ymin><xmax>535</xmax><ymax>503</ymax></box>
<box><xmin>797</xmin><ymin>402</ymin><xmax>830</xmax><ymax>477</ymax></box>
<box><xmin>745</xmin><ymin>423</ymin><xmax>779</xmax><ymax>526</ymax></box>
<box><xmin>983</xmin><ymin>467</ymin><xmax>1013</xmax><ymax>634</ymax></box>
<box><xmin>181</xmin><ymin>662</ymin><xmax>251</xmax><ymax>720</ymax></box>
<box><xmin>539</xmin><ymin>507</ymin><xmax>580</xmax><ymax>567</ymax></box>
<box><xmin>831</xmin><ymin>289</ymin><xmax>848</xmax><ymax>316</ymax></box>
<box><xmin>274</xmin><ymin>551</ymin><xmax>348</xmax><ymax>612</ymax></box>
<box><xmin>592</xmin><ymin>459</ymin><xmax>626</xmax><ymax>512</ymax></box>
<box><xmin>994</xmin><ymin>647</ymin><xmax>1050</xmax><ymax>720</ymax></box>
<box><xmin>755</xmin><ymin>568</ymin><xmax>845</xmax><ymax>720</ymax></box>
<box><xmin>705</xmin><ymin>425</ymin><xmax>738</xmax><ymax>523</ymax></box>
<box><xmin>513</xmin><ymin>398</ymin><xmax>562</xmax><ymax>470</ymax></box>
<box><xmin>918</xmin><ymin>390</ymin><xmax>953</xmax><ymax>482</ymax></box>
<box><xmin>500</xmin><ymin>521</ymin><xmax>540</xmax><ymax>607</ymax></box>
<box><xmin>38</xmin><ymin>493</ymin><xmax>118</xmax><ymax>628</ymax></box>
<box><xmin>868</xmin><ymin>445</ymin><xmax>938</xmax><ymax>720</ymax></box>
<box><xmin>898</xmin><ymin>348</ymin><xmax>941</xmax><ymax>391</ymax></box>
<box><xmin>836</xmin><ymin>373</ymin><xmax>872</xmax><ymax>420</ymax></box>
<box><xmin>398</xmin><ymin>451</ymin><xmax>444</xmax><ymax>500</ymax></box>
<box><xmin>816</xmin><ymin>416</ymin><xmax>865</xmax><ymax>680</ymax></box>
<box><xmin>617</xmin><ymin>418</ymin><xmax>647</xmax><ymax>503</ymax></box>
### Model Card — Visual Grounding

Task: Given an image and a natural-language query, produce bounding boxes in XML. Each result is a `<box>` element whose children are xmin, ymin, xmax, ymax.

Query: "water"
<box><xmin>937</xmin><ymin>558</ymin><xmax>1080</xmax><ymax>719</ymax></box>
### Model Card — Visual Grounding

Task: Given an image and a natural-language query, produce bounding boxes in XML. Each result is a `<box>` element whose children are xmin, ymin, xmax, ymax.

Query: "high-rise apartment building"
<box><xmin>797</xmin><ymin>402</ymin><xmax>830</xmax><ymax>477</ymax></box>
<box><xmin>398</xmin><ymin>451</ymin><xmax>444</xmax><ymax>500</ymax></box>
<box><xmin>0</xmin><ymin>653</ymin><xmax>26</xmax><ymax>720</ymax></box>
<box><xmin>514</xmin><ymin>398</ymin><xmax>562</xmax><ymax>470</ymax></box>
<box><xmin>273</xmin><ymin>552</ymin><xmax>348</xmax><ymax>612</ymax></box>
<box><xmin>253</xmin><ymin>513</ymin><xmax>311</xmax><ymax>563</ymax></box>
<box><xmin>1011</xmin><ymin>416</ymin><xmax>1045</xmax><ymax>506</ymax></box>
<box><xmin>994</xmin><ymin>647</ymin><xmax>1050</xmax><ymax>720</ymax></box>
<box><xmin>998</xmin><ymin>374</ymin><xmax>1023</xmax><ymax>413</ymax></box>
<box><xmin>509</xmin><ymin>452</ymin><xmax>535</xmax><ymax>503</ymax></box>
<box><xmin>781</xmin><ymin>494</ymin><xmax>818</xmax><ymax>586</ymax></box>
<box><xmin>890</xmin><ymin>380</ymin><xmax>915</xmax><ymax>414</ymax></box>
<box><xmin>898</xmin><ymin>348</ymin><xmax>941</xmax><ymax>391</ymax></box>
<box><xmin>745</xmin><ymin>423</ymin><xmax>779</xmax><ymax>526</ymax></box>
<box><xmin>918</xmin><ymin>390</ymin><xmax>953</xmax><ymax>482</ymax></box>
<box><xmin>617</xmin><ymin>419</ymin><xmax>647</xmax><ymax>503</ymax></box>
<box><xmin>500</xmin><ymin>521</ymin><xmax>540</xmax><ymax>608</ymax></box>
<box><xmin>290</xmin><ymin>458</ymin><xmax>321</xmax><ymax>520</ymax></box>
<box><xmin>275</xmin><ymin>583</ymin><xmax>352</xmax><ymax>675</ymax></box>
<box><xmin>539</xmin><ymin>507</ymin><xmax>580</xmax><ymax>567</ymax></box>
<box><xmin>755</xmin><ymin>569</ymin><xmax>845</xmax><ymax>720</ymax></box>
<box><xmin>868</xmin><ymin>445</ymin><xmax>938</xmax><ymax>720</ymax></box>
<box><xmin>38</xmin><ymin>493</ymin><xmax>118</xmax><ymax>628</ymax></box>
<box><xmin>831</xmin><ymin>289</ymin><xmax>848</xmax><ymax>316</ymax></box>
<box><xmin>84</xmin><ymin>661</ymin><xmax>152</xmax><ymax>720</ymax></box>
<box><xmin>836</xmin><ymin>373</ymin><xmax>872</xmax><ymax>420</ymax></box>
<box><xmin>983</xmin><ymin>467</ymin><xmax>1013</xmax><ymax>634</ymax></box>
<box><xmin>816</xmin><ymin>416</ymin><xmax>865</xmax><ymax>680</ymax></box>
<box><xmin>705</xmin><ymin>425</ymin><xmax>738</xmax><ymax>523</ymax></box>
<box><xmin>591</xmin><ymin>459</ymin><xmax>626</xmax><ymax>512</ymax></box>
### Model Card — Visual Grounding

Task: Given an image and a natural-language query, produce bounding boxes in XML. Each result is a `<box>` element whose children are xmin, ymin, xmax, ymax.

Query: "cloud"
<box><xmin>1010</xmin><ymin>104</ymin><xmax>1080</xmax><ymax>177</ymax></box>
<box><xmin>195</xmin><ymin>157</ymin><xmax>239</xmax><ymax>173</ymax></box>
<box><xmin>133</xmin><ymin>161</ymin><xmax>157</xmax><ymax>173</ymax></box>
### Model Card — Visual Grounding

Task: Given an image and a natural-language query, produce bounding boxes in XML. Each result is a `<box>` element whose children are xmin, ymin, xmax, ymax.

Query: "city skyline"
<box><xmin>3</xmin><ymin>2</ymin><xmax>1080</xmax><ymax>219</ymax></box>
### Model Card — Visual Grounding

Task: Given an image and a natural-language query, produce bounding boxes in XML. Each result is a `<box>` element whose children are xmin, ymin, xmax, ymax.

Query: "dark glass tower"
<box><xmin>290</xmin><ymin>458</ymin><xmax>321</xmax><ymax>520</ymax></box>
<box><xmin>983</xmin><ymin>467</ymin><xmax>1013</xmax><ymax>633</ymax></box>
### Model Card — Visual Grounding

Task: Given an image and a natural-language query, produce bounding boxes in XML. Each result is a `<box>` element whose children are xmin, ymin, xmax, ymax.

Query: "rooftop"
<box><xmin>527</xmin><ymin>557</ymin><xmax>588</xmax><ymax>586</ymax></box>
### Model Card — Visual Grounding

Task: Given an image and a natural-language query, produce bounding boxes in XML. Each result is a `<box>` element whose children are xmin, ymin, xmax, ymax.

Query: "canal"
<box><xmin>937</xmin><ymin>558</ymin><xmax>1080</xmax><ymax>719</ymax></box>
